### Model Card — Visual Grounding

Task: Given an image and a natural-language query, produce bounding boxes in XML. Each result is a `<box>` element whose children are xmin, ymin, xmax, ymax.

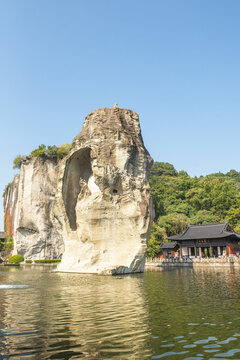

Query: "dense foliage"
<box><xmin>147</xmin><ymin>162</ymin><xmax>240</xmax><ymax>257</ymax></box>
<box><xmin>8</xmin><ymin>254</ymin><xmax>24</xmax><ymax>263</ymax></box>
<box><xmin>12</xmin><ymin>143</ymin><xmax>72</xmax><ymax>170</ymax></box>
<box><xmin>30</xmin><ymin>143</ymin><xmax>72</xmax><ymax>159</ymax></box>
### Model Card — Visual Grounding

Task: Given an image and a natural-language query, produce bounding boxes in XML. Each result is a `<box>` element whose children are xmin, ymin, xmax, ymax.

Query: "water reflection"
<box><xmin>0</xmin><ymin>267</ymin><xmax>151</xmax><ymax>359</ymax></box>
<box><xmin>0</xmin><ymin>267</ymin><xmax>240</xmax><ymax>359</ymax></box>
<box><xmin>144</xmin><ymin>268</ymin><xmax>240</xmax><ymax>359</ymax></box>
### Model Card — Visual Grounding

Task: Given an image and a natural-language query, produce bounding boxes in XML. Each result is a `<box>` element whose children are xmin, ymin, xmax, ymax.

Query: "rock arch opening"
<box><xmin>63</xmin><ymin>147</ymin><xmax>92</xmax><ymax>231</ymax></box>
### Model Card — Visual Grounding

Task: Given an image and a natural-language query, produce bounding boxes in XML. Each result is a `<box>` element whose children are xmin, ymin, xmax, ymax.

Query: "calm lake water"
<box><xmin>0</xmin><ymin>266</ymin><xmax>240</xmax><ymax>359</ymax></box>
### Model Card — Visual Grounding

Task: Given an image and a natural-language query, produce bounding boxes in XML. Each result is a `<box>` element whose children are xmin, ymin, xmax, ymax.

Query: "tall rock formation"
<box><xmin>54</xmin><ymin>107</ymin><xmax>154</xmax><ymax>274</ymax></box>
<box><xmin>4</xmin><ymin>157</ymin><xmax>64</xmax><ymax>259</ymax></box>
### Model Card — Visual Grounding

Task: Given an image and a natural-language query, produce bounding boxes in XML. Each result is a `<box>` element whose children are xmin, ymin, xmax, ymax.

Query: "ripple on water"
<box><xmin>0</xmin><ymin>284</ymin><xmax>30</xmax><ymax>289</ymax></box>
<box><xmin>203</xmin><ymin>344</ymin><xmax>221</xmax><ymax>349</ymax></box>
<box><xmin>1</xmin><ymin>266</ymin><xmax>240</xmax><ymax>359</ymax></box>
<box><xmin>183</xmin><ymin>344</ymin><xmax>197</xmax><ymax>348</ymax></box>
<box><xmin>194</xmin><ymin>337</ymin><xmax>218</xmax><ymax>345</ymax></box>
<box><xmin>213</xmin><ymin>348</ymin><xmax>240</xmax><ymax>357</ymax></box>
<box><xmin>160</xmin><ymin>344</ymin><xmax>174</xmax><ymax>348</ymax></box>
<box><xmin>218</xmin><ymin>337</ymin><xmax>237</xmax><ymax>344</ymax></box>
<box><xmin>151</xmin><ymin>350</ymin><xmax>189</xmax><ymax>359</ymax></box>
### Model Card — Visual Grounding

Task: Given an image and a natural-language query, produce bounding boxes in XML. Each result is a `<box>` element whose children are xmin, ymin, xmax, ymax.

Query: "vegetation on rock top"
<box><xmin>12</xmin><ymin>143</ymin><xmax>72</xmax><ymax>169</ymax></box>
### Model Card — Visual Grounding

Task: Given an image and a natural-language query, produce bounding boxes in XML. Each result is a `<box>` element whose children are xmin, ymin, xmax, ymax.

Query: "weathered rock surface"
<box><xmin>54</xmin><ymin>107</ymin><xmax>154</xmax><ymax>274</ymax></box>
<box><xmin>4</xmin><ymin>157</ymin><xmax>64</xmax><ymax>259</ymax></box>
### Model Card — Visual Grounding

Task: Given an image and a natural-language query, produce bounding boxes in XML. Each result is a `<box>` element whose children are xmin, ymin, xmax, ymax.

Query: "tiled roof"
<box><xmin>161</xmin><ymin>241</ymin><xmax>178</xmax><ymax>249</ymax></box>
<box><xmin>168</xmin><ymin>221</ymin><xmax>240</xmax><ymax>241</ymax></box>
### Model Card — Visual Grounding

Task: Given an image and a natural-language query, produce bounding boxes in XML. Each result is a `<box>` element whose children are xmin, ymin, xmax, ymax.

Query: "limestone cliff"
<box><xmin>54</xmin><ymin>107</ymin><xmax>154</xmax><ymax>274</ymax></box>
<box><xmin>4</xmin><ymin>107</ymin><xmax>153</xmax><ymax>272</ymax></box>
<box><xmin>4</xmin><ymin>174</ymin><xmax>20</xmax><ymax>242</ymax></box>
<box><xmin>4</xmin><ymin>157</ymin><xmax>64</xmax><ymax>259</ymax></box>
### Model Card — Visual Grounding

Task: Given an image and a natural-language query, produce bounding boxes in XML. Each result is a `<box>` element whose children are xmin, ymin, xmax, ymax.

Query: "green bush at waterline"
<box><xmin>8</xmin><ymin>255</ymin><xmax>24</xmax><ymax>264</ymax></box>
<box><xmin>34</xmin><ymin>259</ymin><xmax>61</xmax><ymax>264</ymax></box>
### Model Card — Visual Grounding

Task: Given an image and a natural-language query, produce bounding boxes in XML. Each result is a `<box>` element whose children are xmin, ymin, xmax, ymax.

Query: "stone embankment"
<box><xmin>145</xmin><ymin>256</ymin><xmax>240</xmax><ymax>269</ymax></box>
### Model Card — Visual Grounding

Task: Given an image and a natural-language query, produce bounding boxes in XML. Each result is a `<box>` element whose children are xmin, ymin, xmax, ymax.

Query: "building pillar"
<box><xmin>217</xmin><ymin>247</ymin><xmax>221</xmax><ymax>256</ymax></box>
<box><xmin>209</xmin><ymin>245</ymin><xmax>213</xmax><ymax>257</ymax></box>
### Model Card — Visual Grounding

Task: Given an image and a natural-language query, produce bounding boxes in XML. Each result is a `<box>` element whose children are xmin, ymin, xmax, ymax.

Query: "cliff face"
<box><xmin>4</xmin><ymin>174</ymin><xmax>20</xmax><ymax>241</ymax></box>
<box><xmin>4</xmin><ymin>157</ymin><xmax>64</xmax><ymax>259</ymax></box>
<box><xmin>54</xmin><ymin>107</ymin><xmax>154</xmax><ymax>274</ymax></box>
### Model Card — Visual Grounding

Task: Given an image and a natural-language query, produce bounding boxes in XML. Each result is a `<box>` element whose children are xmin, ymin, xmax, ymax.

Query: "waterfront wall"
<box><xmin>145</xmin><ymin>257</ymin><xmax>240</xmax><ymax>268</ymax></box>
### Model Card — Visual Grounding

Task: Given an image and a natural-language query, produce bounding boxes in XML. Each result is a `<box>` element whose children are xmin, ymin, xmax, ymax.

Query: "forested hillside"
<box><xmin>147</xmin><ymin>162</ymin><xmax>240</xmax><ymax>257</ymax></box>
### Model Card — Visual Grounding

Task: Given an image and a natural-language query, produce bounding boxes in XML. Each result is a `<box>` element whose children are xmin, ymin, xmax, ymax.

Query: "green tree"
<box><xmin>146</xmin><ymin>223</ymin><xmax>167</xmax><ymax>258</ymax></box>
<box><xmin>158</xmin><ymin>213</ymin><xmax>189</xmax><ymax>236</ymax></box>
<box><xmin>190</xmin><ymin>210</ymin><xmax>218</xmax><ymax>225</ymax></box>
<box><xmin>56</xmin><ymin>143</ymin><xmax>72</xmax><ymax>159</ymax></box>
<box><xmin>30</xmin><ymin>144</ymin><xmax>47</xmax><ymax>157</ymax></box>
<box><xmin>151</xmin><ymin>162</ymin><xmax>177</xmax><ymax>177</ymax></box>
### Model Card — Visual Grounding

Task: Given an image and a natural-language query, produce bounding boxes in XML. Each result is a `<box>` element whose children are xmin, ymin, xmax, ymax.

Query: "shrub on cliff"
<box><xmin>12</xmin><ymin>144</ymin><xmax>72</xmax><ymax>171</ymax></box>
<box><xmin>30</xmin><ymin>143</ymin><xmax>72</xmax><ymax>159</ymax></box>
<box><xmin>30</xmin><ymin>144</ymin><xmax>47</xmax><ymax>157</ymax></box>
<box><xmin>55</xmin><ymin>143</ymin><xmax>72</xmax><ymax>159</ymax></box>
<box><xmin>8</xmin><ymin>254</ymin><xmax>24</xmax><ymax>264</ymax></box>
<box><xmin>2</xmin><ymin>182</ymin><xmax>12</xmax><ymax>198</ymax></box>
<box><xmin>13</xmin><ymin>155</ymin><xmax>25</xmax><ymax>169</ymax></box>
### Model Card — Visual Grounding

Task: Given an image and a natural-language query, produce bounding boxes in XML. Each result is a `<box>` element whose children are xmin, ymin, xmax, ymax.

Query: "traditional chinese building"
<box><xmin>166</xmin><ymin>221</ymin><xmax>240</xmax><ymax>258</ymax></box>
<box><xmin>160</xmin><ymin>241</ymin><xmax>179</xmax><ymax>258</ymax></box>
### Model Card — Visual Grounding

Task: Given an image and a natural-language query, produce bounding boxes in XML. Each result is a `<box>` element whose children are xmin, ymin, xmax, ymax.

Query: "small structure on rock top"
<box><xmin>165</xmin><ymin>220</ymin><xmax>240</xmax><ymax>258</ymax></box>
<box><xmin>54</xmin><ymin>107</ymin><xmax>154</xmax><ymax>274</ymax></box>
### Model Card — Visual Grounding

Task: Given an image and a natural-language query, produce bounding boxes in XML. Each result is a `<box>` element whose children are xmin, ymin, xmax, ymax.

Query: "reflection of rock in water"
<box><xmin>54</xmin><ymin>273</ymin><xmax>152</xmax><ymax>358</ymax></box>
<box><xmin>0</xmin><ymin>268</ymin><xmax>152</xmax><ymax>359</ymax></box>
<box><xmin>55</xmin><ymin>107</ymin><xmax>154</xmax><ymax>274</ymax></box>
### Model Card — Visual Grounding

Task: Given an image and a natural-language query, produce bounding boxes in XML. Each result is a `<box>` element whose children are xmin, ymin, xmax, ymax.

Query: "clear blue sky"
<box><xmin>1</xmin><ymin>0</ymin><xmax>240</xmax><ymax>230</ymax></box>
